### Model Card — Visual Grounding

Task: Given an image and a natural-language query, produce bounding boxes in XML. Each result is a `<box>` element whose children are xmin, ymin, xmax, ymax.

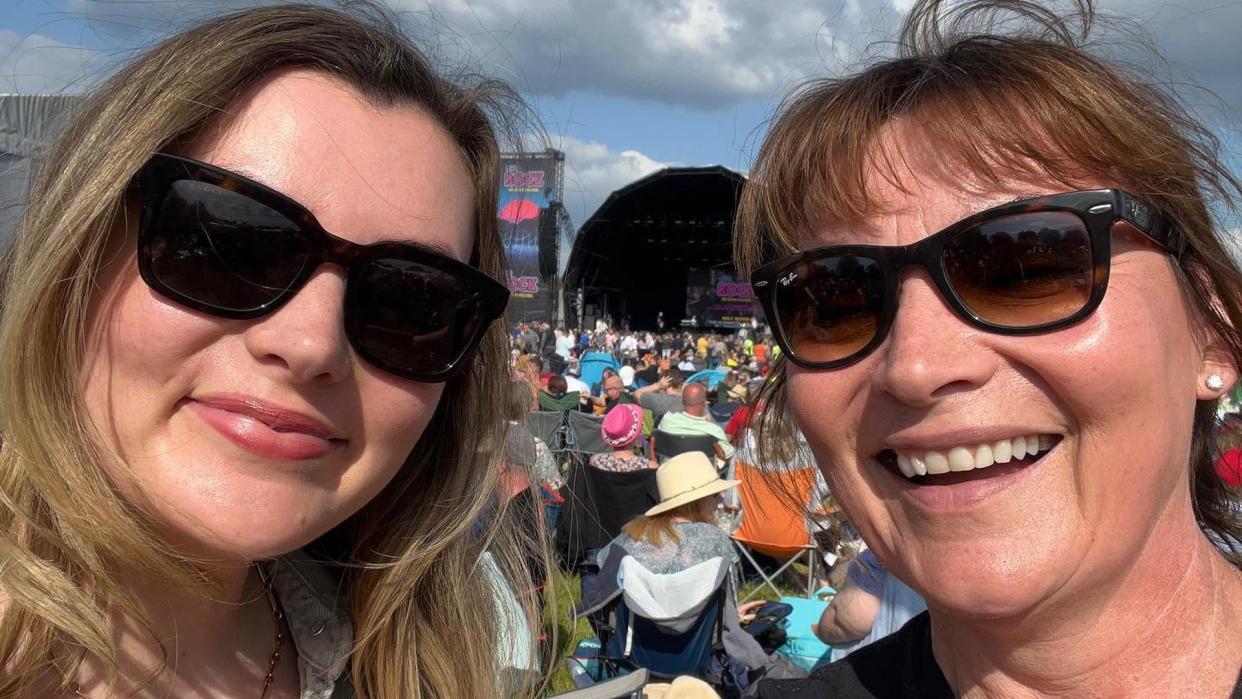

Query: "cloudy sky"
<box><xmin>4</xmin><ymin>0</ymin><xmax>1241</xmax><ymax>232</ymax></box>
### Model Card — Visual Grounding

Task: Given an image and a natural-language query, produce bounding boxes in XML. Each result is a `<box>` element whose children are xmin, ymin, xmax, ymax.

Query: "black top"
<box><xmin>757</xmin><ymin>612</ymin><xmax>1242</xmax><ymax>699</ymax></box>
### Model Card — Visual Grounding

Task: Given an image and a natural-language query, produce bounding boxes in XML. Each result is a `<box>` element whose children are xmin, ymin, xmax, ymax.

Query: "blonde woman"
<box><xmin>0</xmin><ymin>4</ymin><xmax>543</xmax><ymax>698</ymax></box>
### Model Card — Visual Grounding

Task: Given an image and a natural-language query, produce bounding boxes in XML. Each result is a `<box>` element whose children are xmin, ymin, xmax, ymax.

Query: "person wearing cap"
<box><xmin>619</xmin><ymin>365</ymin><xmax>637</xmax><ymax>389</ymax></box>
<box><xmin>598</xmin><ymin>453</ymin><xmax>805</xmax><ymax>677</ymax></box>
<box><xmin>590</xmin><ymin>404</ymin><xmax>655</xmax><ymax>473</ymax></box>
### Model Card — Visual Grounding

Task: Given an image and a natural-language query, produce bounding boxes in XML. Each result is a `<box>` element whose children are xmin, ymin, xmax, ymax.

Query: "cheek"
<box><xmin>82</xmin><ymin>259</ymin><xmax>228</xmax><ymax>455</ymax></box>
<box><xmin>354</xmin><ymin>372</ymin><xmax>444</xmax><ymax>465</ymax></box>
<box><xmin>785</xmin><ymin>368</ymin><xmax>879</xmax><ymax>521</ymax></box>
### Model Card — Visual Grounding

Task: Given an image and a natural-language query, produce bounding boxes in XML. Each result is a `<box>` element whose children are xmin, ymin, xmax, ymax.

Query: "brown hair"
<box><xmin>734</xmin><ymin>0</ymin><xmax>1242</xmax><ymax>564</ymax></box>
<box><xmin>622</xmin><ymin>499</ymin><xmax>716</xmax><ymax>548</ymax></box>
<box><xmin>0</xmin><ymin>3</ymin><xmax>546</xmax><ymax>697</ymax></box>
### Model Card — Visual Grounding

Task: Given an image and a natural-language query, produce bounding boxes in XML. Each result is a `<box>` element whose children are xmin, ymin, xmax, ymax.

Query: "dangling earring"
<box><xmin>1206</xmin><ymin>374</ymin><xmax>1225</xmax><ymax>391</ymax></box>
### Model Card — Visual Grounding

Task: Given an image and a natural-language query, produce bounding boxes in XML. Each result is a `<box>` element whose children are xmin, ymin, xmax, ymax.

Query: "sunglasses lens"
<box><xmin>944</xmin><ymin>211</ymin><xmax>1094</xmax><ymax>328</ymax></box>
<box><xmin>347</xmin><ymin>258</ymin><xmax>485</xmax><ymax>378</ymax></box>
<box><xmin>773</xmin><ymin>254</ymin><xmax>885</xmax><ymax>365</ymax></box>
<box><xmin>147</xmin><ymin>180</ymin><xmax>310</xmax><ymax>311</ymax></box>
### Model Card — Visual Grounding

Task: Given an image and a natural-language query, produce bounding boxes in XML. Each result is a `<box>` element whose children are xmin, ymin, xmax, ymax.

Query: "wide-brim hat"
<box><xmin>602</xmin><ymin>403</ymin><xmax>643</xmax><ymax>448</ymax></box>
<box><xmin>645</xmin><ymin>452</ymin><xmax>739</xmax><ymax>517</ymax></box>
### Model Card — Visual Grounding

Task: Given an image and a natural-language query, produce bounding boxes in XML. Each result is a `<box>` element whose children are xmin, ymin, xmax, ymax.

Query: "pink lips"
<box><xmin>185</xmin><ymin>395</ymin><xmax>341</xmax><ymax>461</ymax></box>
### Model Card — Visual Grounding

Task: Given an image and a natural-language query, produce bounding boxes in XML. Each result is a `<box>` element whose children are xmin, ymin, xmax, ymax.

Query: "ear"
<box><xmin>1196</xmin><ymin>339</ymin><xmax>1237</xmax><ymax>401</ymax></box>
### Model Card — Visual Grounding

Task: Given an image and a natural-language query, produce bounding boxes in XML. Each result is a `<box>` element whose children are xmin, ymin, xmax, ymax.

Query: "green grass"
<box><xmin>539</xmin><ymin>566</ymin><xmax>797</xmax><ymax>696</ymax></box>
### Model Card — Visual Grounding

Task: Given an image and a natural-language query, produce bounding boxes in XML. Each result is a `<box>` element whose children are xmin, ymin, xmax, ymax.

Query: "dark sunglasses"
<box><xmin>131</xmin><ymin>153</ymin><xmax>509</xmax><ymax>382</ymax></box>
<box><xmin>752</xmin><ymin>189</ymin><xmax>1184</xmax><ymax>370</ymax></box>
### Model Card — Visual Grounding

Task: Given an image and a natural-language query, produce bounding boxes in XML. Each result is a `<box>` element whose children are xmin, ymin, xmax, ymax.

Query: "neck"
<box><xmin>931</xmin><ymin>502</ymin><xmax>1242</xmax><ymax>698</ymax></box>
<box><xmin>71</xmin><ymin>561</ymin><xmax>283</xmax><ymax>698</ymax></box>
<box><xmin>685</xmin><ymin>406</ymin><xmax>705</xmax><ymax>417</ymax></box>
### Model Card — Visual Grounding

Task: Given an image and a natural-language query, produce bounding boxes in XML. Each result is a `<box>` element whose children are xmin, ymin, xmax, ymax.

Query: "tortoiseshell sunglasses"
<box><xmin>751</xmin><ymin>190</ymin><xmax>1184</xmax><ymax>369</ymax></box>
<box><xmin>131</xmin><ymin>153</ymin><xmax>509</xmax><ymax>382</ymax></box>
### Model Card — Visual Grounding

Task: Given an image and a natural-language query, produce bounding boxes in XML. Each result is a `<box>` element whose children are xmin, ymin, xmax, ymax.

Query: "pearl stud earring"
<box><xmin>1206</xmin><ymin>374</ymin><xmax>1225</xmax><ymax>391</ymax></box>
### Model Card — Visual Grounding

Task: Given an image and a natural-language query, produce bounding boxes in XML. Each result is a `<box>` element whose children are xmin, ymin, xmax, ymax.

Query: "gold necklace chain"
<box><xmin>69</xmin><ymin>566</ymin><xmax>285</xmax><ymax>699</ymax></box>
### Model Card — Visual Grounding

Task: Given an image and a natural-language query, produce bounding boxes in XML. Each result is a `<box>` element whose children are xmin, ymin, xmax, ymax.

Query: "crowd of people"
<box><xmin>1</xmin><ymin>0</ymin><xmax>1239</xmax><ymax>697</ymax></box>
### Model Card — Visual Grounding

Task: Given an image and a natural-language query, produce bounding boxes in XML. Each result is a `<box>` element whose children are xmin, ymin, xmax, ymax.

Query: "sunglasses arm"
<box><xmin>1114</xmin><ymin>190</ymin><xmax>1186</xmax><ymax>259</ymax></box>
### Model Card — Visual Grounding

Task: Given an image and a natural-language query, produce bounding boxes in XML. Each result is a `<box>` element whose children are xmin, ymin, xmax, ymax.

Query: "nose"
<box><xmin>870</xmin><ymin>269</ymin><xmax>999</xmax><ymax>407</ymax></box>
<box><xmin>242</xmin><ymin>267</ymin><xmax>353</xmax><ymax>384</ymax></box>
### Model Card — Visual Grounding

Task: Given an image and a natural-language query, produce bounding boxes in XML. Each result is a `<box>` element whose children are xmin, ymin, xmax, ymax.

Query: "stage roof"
<box><xmin>565</xmin><ymin>165</ymin><xmax>745</xmax><ymax>291</ymax></box>
<box><xmin>563</xmin><ymin>165</ymin><xmax>746</xmax><ymax>330</ymax></box>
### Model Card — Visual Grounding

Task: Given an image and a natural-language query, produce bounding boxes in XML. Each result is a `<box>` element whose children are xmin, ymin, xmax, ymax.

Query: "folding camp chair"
<box><xmin>552</xmin><ymin>668</ymin><xmax>649</xmax><ymax>698</ymax></box>
<box><xmin>649</xmin><ymin>430</ymin><xmax>718</xmax><ymax>465</ymax></box>
<box><xmin>731</xmin><ymin>460</ymin><xmax>825</xmax><ymax>601</ymax></box>
<box><xmin>553</xmin><ymin>464</ymin><xmax>659</xmax><ymax>569</ymax></box>
<box><xmin>577</xmin><ymin>553</ymin><xmax>730</xmax><ymax>684</ymax></box>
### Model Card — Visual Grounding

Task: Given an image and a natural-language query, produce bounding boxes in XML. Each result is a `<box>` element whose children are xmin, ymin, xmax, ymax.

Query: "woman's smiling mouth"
<box><xmin>872</xmin><ymin>433</ymin><xmax>1064</xmax><ymax>502</ymax></box>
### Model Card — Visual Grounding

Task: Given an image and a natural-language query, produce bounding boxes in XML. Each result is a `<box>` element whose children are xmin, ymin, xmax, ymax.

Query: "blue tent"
<box><xmin>579</xmin><ymin>351</ymin><xmax>620</xmax><ymax>390</ymax></box>
<box><xmin>686</xmin><ymin>368</ymin><xmax>727</xmax><ymax>391</ymax></box>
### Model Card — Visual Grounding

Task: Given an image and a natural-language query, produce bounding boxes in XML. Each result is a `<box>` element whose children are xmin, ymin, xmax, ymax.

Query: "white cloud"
<box><xmin>393</xmin><ymin>0</ymin><xmax>891</xmax><ymax>109</ymax></box>
<box><xmin>0</xmin><ymin>29</ymin><xmax>103</xmax><ymax>93</ymax></box>
<box><xmin>56</xmin><ymin>0</ymin><xmax>1242</xmax><ymax>113</ymax></box>
<box><xmin>547</xmin><ymin>134</ymin><xmax>668</xmax><ymax>226</ymax></box>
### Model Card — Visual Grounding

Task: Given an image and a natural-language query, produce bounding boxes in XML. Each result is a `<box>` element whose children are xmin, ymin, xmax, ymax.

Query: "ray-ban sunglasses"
<box><xmin>751</xmin><ymin>190</ymin><xmax>1185</xmax><ymax>370</ymax></box>
<box><xmin>130</xmin><ymin>153</ymin><xmax>509</xmax><ymax>382</ymax></box>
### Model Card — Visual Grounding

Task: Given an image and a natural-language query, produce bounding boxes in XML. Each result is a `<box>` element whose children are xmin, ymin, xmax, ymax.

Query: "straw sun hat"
<box><xmin>645</xmin><ymin>452</ymin><xmax>740</xmax><ymax>517</ymax></box>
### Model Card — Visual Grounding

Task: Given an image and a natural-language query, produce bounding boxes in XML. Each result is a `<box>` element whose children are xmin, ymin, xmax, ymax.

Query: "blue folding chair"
<box><xmin>598</xmin><ymin>587</ymin><xmax>725</xmax><ymax>680</ymax></box>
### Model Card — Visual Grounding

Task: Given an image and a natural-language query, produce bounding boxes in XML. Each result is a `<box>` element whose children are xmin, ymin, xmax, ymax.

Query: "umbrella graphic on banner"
<box><xmin>499</xmin><ymin>198</ymin><xmax>540</xmax><ymax>224</ymax></box>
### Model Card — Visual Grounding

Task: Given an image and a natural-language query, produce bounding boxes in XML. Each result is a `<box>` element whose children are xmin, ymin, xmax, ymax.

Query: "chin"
<box><xmin>155</xmin><ymin>498</ymin><xmax>346</xmax><ymax>564</ymax></box>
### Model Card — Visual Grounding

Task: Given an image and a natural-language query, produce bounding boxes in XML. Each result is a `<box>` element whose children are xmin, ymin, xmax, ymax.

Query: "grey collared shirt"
<box><xmin>272</xmin><ymin>552</ymin><xmax>354</xmax><ymax>699</ymax></box>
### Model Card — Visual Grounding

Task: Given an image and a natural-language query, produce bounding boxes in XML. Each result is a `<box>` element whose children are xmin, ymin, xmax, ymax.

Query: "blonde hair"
<box><xmin>734</xmin><ymin>0</ymin><xmax>1242</xmax><ymax>564</ymax></box>
<box><xmin>621</xmin><ymin>499</ymin><xmax>715</xmax><ymax>548</ymax></box>
<box><xmin>0</xmin><ymin>3</ymin><xmax>547</xmax><ymax>697</ymax></box>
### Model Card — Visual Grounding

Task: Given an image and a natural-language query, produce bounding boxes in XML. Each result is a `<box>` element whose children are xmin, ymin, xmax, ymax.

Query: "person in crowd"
<box><xmin>677</xmin><ymin>351</ymin><xmax>698</xmax><ymax>373</ymax></box>
<box><xmin>813</xmin><ymin>548</ymin><xmax>927</xmax><ymax>660</ymax></box>
<box><xmin>589</xmin><ymin>404</ymin><xmax>656</xmax><ymax>473</ymax></box>
<box><xmin>742</xmin><ymin>1</ymin><xmax>1242</xmax><ymax>695</ymax></box>
<box><xmin>538</xmin><ymin>374</ymin><xmax>582</xmax><ymax>413</ymax></box>
<box><xmin>728</xmin><ymin>369</ymin><xmax>751</xmax><ymax>404</ymax></box>
<box><xmin>619</xmin><ymin>364</ymin><xmax>637</xmax><ymax>389</ymax></box>
<box><xmin>641</xmin><ymin>368</ymin><xmax>685</xmax><ymax>426</ymax></box>
<box><xmin>554</xmin><ymin>327</ymin><xmax>575</xmax><ymax>361</ymax></box>
<box><xmin>599</xmin><ymin>453</ymin><xmax>800</xmax><ymax>678</ymax></box>
<box><xmin>508</xmin><ymin>381</ymin><xmax>561</xmax><ymax>489</ymax></box>
<box><xmin>563</xmin><ymin>364</ymin><xmax>592</xmax><ymax>412</ymax></box>
<box><xmin>0</xmin><ymin>5</ymin><xmax>545</xmax><ymax>698</ymax></box>
<box><xmin>656</xmin><ymin>383</ymin><xmax>736</xmax><ymax>461</ymax></box>
<box><xmin>594</xmin><ymin>372</ymin><xmax>669</xmax><ymax>413</ymax></box>
<box><xmin>592</xmin><ymin>373</ymin><xmax>637</xmax><ymax>413</ymax></box>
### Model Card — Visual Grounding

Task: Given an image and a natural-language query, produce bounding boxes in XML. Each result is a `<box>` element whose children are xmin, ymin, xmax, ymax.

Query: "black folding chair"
<box><xmin>650</xmin><ymin>430</ymin><xmax>718</xmax><ymax>465</ymax></box>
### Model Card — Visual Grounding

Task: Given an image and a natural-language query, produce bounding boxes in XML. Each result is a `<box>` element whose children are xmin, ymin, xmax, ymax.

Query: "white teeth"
<box><xmin>994</xmin><ymin>439</ymin><xmax>1012</xmax><ymax>463</ymax></box>
<box><xmin>1011</xmin><ymin>435</ymin><xmax>1027</xmax><ymax>460</ymax></box>
<box><xmin>974</xmin><ymin>443</ymin><xmax>994</xmax><ymax>468</ymax></box>
<box><xmin>910</xmin><ymin>455</ymin><xmax>927</xmax><ymax>476</ymax></box>
<box><xmin>924</xmin><ymin>451</ymin><xmax>949</xmax><ymax>475</ymax></box>
<box><xmin>947</xmin><ymin>447</ymin><xmax>974</xmax><ymax>472</ymax></box>
<box><xmin>897</xmin><ymin>454</ymin><xmax>915</xmax><ymax>478</ymax></box>
<box><xmin>889</xmin><ymin>434</ymin><xmax>1057</xmax><ymax>480</ymax></box>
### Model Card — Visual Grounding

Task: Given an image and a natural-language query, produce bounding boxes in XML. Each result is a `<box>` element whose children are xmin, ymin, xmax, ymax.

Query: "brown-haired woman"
<box><xmin>0</xmin><ymin>4</ymin><xmax>543</xmax><ymax>698</ymax></box>
<box><xmin>739</xmin><ymin>0</ymin><xmax>1242</xmax><ymax>696</ymax></box>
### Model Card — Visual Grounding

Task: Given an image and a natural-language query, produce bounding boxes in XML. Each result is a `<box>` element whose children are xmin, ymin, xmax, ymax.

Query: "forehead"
<box><xmin>184</xmin><ymin>69</ymin><xmax>475</xmax><ymax>261</ymax></box>
<box><xmin>801</xmin><ymin>118</ymin><xmax>1103</xmax><ymax>250</ymax></box>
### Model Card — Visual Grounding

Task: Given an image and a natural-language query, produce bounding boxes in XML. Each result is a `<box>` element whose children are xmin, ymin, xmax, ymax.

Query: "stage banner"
<box><xmin>684</xmin><ymin>268</ymin><xmax>756</xmax><ymax>329</ymax></box>
<box><xmin>498</xmin><ymin>152</ymin><xmax>560</xmax><ymax>322</ymax></box>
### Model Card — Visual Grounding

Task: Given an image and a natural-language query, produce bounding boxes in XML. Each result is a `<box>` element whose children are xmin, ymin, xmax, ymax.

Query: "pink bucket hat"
<box><xmin>601</xmin><ymin>404</ymin><xmax>643</xmax><ymax>448</ymax></box>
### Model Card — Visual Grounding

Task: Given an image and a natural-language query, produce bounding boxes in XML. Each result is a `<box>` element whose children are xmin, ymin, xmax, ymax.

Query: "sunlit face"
<box><xmin>82</xmin><ymin>70</ymin><xmax>476</xmax><ymax>563</ymax></box>
<box><xmin>786</xmin><ymin>119</ymin><xmax>1229</xmax><ymax>618</ymax></box>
